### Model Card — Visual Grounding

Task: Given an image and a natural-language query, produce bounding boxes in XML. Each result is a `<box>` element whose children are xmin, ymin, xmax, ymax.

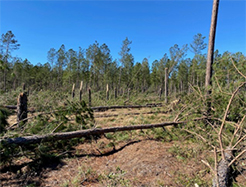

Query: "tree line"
<box><xmin>0</xmin><ymin>31</ymin><xmax>245</xmax><ymax>96</ymax></box>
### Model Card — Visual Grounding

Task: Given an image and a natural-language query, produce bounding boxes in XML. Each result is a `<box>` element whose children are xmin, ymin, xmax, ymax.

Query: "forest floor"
<box><xmin>1</xmin><ymin>107</ymin><xmax>246</xmax><ymax>186</ymax></box>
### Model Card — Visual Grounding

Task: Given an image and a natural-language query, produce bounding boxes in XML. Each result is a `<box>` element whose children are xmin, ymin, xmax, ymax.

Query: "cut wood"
<box><xmin>0</xmin><ymin>121</ymin><xmax>184</xmax><ymax>146</ymax></box>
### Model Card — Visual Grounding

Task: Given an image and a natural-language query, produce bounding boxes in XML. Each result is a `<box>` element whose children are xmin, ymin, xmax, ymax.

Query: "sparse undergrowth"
<box><xmin>0</xmin><ymin>87</ymin><xmax>246</xmax><ymax>186</ymax></box>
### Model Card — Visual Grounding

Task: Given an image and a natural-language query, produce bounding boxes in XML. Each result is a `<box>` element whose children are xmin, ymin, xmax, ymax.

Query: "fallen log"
<box><xmin>2</xmin><ymin>105</ymin><xmax>35</xmax><ymax>113</ymax></box>
<box><xmin>0</xmin><ymin>121</ymin><xmax>183</xmax><ymax>146</ymax></box>
<box><xmin>3</xmin><ymin>103</ymin><xmax>163</xmax><ymax>113</ymax></box>
<box><xmin>95</xmin><ymin>110</ymin><xmax>171</xmax><ymax>118</ymax></box>
<box><xmin>3</xmin><ymin>105</ymin><xmax>17</xmax><ymax>110</ymax></box>
<box><xmin>92</xmin><ymin>103</ymin><xmax>163</xmax><ymax>112</ymax></box>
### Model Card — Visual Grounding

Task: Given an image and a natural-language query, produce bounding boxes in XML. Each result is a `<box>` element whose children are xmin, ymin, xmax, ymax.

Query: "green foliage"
<box><xmin>174</xmin><ymin>171</ymin><xmax>210</xmax><ymax>187</ymax></box>
<box><xmin>0</xmin><ymin>100</ymin><xmax>94</xmax><ymax>166</ymax></box>
<box><xmin>99</xmin><ymin>166</ymin><xmax>130</xmax><ymax>187</ymax></box>
<box><xmin>0</xmin><ymin>107</ymin><xmax>10</xmax><ymax>133</ymax></box>
<box><xmin>23</xmin><ymin>100</ymin><xmax>94</xmax><ymax>136</ymax></box>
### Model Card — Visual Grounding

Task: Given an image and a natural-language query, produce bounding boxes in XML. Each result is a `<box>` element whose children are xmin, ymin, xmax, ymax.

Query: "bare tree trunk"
<box><xmin>88</xmin><ymin>88</ymin><xmax>91</xmax><ymax>107</ymax></box>
<box><xmin>72</xmin><ymin>83</ymin><xmax>75</xmax><ymax>99</ymax></box>
<box><xmin>205</xmin><ymin>0</ymin><xmax>220</xmax><ymax>87</ymax></box>
<box><xmin>79</xmin><ymin>81</ymin><xmax>83</xmax><ymax>101</ymax></box>
<box><xmin>165</xmin><ymin>68</ymin><xmax>168</xmax><ymax>104</ymax></box>
<box><xmin>3</xmin><ymin>69</ymin><xmax>6</xmax><ymax>92</ymax></box>
<box><xmin>17</xmin><ymin>93</ymin><xmax>28</xmax><ymax>125</ymax></box>
<box><xmin>114</xmin><ymin>87</ymin><xmax>117</xmax><ymax>99</ymax></box>
<box><xmin>212</xmin><ymin>150</ymin><xmax>233</xmax><ymax>187</ymax></box>
<box><xmin>0</xmin><ymin>121</ymin><xmax>184</xmax><ymax>146</ymax></box>
<box><xmin>106</xmin><ymin>84</ymin><xmax>109</xmax><ymax>100</ymax></box>
<box><xmin>205</xmin><ymin>0</ymin><xmax>220</xmax><ymax>116</ymax></box>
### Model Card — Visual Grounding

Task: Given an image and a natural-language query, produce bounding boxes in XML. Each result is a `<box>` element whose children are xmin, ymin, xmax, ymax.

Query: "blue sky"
<box><xmin>0</xmin><ymin>0</ymin><xmax>245</xmax><ymax>66</ymax></box>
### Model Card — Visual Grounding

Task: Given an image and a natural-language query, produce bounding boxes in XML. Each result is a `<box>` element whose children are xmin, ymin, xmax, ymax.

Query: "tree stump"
<box><xmin>17</xmin><ymin>93</ymin><xmax>28</xmax><ymax>125</ymax></box>
<box><xmin>159</xmin><ymin>88</ymin><xmax>162</xmax><ymax>100</ymax></box>
<box><xmin>106</xmin><ymin>84</ymin><xmax>109</xmax><ymax>101</ymax></box>
<box><xmin>88</xmin><ymin>88</ymin><xmax>91</xmax><ymax>107</ymax></box>
<box><xmin>72</xmin><ymin>83</ymin><xmax>75</xmax><ymax>99</ymax></box>
<box><xmin>114</xmin><ymin>88</ymin><xmax>117</xmax><ymax>99</ymax></box>
<box><xmin>79</xmin><ymin>81</ymin><xmax>83</xmax><ymax>101</ymax></box>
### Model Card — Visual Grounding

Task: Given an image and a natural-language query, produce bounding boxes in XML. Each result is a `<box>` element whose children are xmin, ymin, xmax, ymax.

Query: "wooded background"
<box><xmin>1</xmin><ymin>31</ymin><xmax>245</xmax><ymax>98</ymax></box>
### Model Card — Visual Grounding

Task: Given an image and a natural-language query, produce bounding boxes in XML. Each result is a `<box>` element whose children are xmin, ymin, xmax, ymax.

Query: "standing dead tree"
<box><xmin>72</xmin><ymin>83</ymin><xmax>75</xmax><ymax>99</ymax></box>
<box><xmin>17</xmin><ymin>92</ymin><xmax>28</xmax><ymax>125</ymax></box>
<box><xmin>79</xmin><ymin>81</ymin><xmax>83</xmax><ymax>101</ymax></box>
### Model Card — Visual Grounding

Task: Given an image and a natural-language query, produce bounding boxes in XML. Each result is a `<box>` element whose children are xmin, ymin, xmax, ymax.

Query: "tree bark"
<box><xmin>0</xmin><ymin>121</ymin><xmax>184</xmax><ymax>146</ymax></box>
<box><xmin>205</xmin><ymin>0</ymin><xmax>220</xmax><ymax>87</ymax></box>
<box><xmin>212</xmin><ymin>150</ymin><xmax>233</xmax><ymax>187</ymax></box>
<box><xmin>79</xmin><ymin>81</ymin><xmax>83</xmax><ymax>101</ymax></box>
<box><xmin>17</xmin><ymin>93</ymin><xmax>28</xmax><ymax>124</ymax></box>
<box><xmin>3</xmin><ymin>103</ymin><xmax>163</xmax><ymax>112</ymax></box>
<box><xmin>205</xmin><ymin>0</ymin><xmax>220</xmax><ymax>116</ymax></box>
<box><xmin>165</xmin><ymin>68</ymin><xmax>168</xmax><ymax>104</ymax></box>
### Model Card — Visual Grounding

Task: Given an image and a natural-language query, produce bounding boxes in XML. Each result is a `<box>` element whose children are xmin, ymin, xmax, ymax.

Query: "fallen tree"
<box><xmin>0</xmin><ymin>121</ymin><xmax>183</xmax><ymax>146</ymax></box>
<box><xmin>3</xmin><ymin>103</ymin><xmax>163</xmax><ymax>113</ymax></box>
<box><xmin>95</xmin><ymin>110</ymin><xmax>171</xmax><ymax>118</ymax></box>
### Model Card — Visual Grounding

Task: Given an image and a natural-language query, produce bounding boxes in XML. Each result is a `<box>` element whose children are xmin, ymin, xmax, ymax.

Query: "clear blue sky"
<box><xmin>0</xmin><ymin>0</ymin><xmax>245</xmax><ymax>66</ymax></box>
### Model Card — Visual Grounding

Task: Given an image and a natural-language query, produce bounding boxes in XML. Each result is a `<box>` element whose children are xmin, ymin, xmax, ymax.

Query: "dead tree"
<box><xmin>114</xmin><ymin>87</ymin><xmax>117</xmax><ymax>99</ymax></box>
<box><xmin>17</xmin><ymin>93</ymin><xmax>28</xmax><ymax>125</ymax></box>
<box><xmin>106</xmin><ymin>84</ymin><xmax>109</xmax><ymax>101</ymax></box>
<box><xmin>165</xmin><ymin>68</ymin><xmax>168</xmax><ymax>104</ymax></box>
<box><xmin>72</xmin><ymin>83</ymin><xmax>75</xmax><ymax>99</ymax></box>
<box><xmin>0</xmin><ymin>121</ymin><xmax>185</xmax><ymax>146</ymax></box>
<box><xmin>88</xmin><ymin>88</ymin><xmax>91</xmax><ymax>107</ymax></box>
<box><xmin>79</xmin><ymin>81</ymin><xmax>83</xmax><ymax>101</ymax></box>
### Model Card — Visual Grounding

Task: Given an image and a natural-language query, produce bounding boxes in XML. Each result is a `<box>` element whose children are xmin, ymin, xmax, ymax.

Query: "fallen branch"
<box><xmin>0</xmin><ymin>121</ymin><xmax>184</xmax><ymax>146</ymax></box>
<box><xmin>218</xmin><ymin>81</ymin><xmax>246</xmax><ymax>160</ymax></box>
<box><xmin>3</xmin><ymin>105</ymin><xmax>17</xmax><ymax>110</ymax></box>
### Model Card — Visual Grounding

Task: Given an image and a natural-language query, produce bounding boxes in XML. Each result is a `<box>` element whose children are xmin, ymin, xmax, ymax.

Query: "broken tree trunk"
<box><xmin>3</xmin><ymin>103</ymin><xmax>163</xmax><ymax>113</ymax></box>
<box><xmin>88</xmin><ymin>88</ymin><xmax>91</xmax><ymax>107</ymax></box>
<box><xmin>92</xmin><ymin>103</ymin><xmax>163</xmax><ymax>112</ymax></box>
<box><xmin>114</xmin><ymin>88</ymin><xmax>117</xmax><ymax>99</ymax></box>
<box><xmin>72</xmin><ymin>83</ymin><xmax>75</xmax><ymax>99</ymax></box>
<box><xmin>0</xmin><ymin>121</ymin><xmax>184</xmax><ymax>146</ymax></box>
<box><xmin>106</xmin><ymin>84</ymin><xmax>109</xmax><ymax>100</ymax></box>
<box><xmin>17</xmin><ymin>93</ymin><xmax>28</xmax><ymax>125</ymax></box>
<box><xmin>95</xmin><ymin>110</ymin><xmax>170</xmax><ymax>118</ymax></box>
<box><xmin>213</xmin><ymin>149</ymin><xmax>233</xmax><ymax>187</ymax></box>
<box><xmin>159</xmin><ymin>88</ymin><xmax>162</xmax><ymax>100</ymax></box>
<box><xmin>79</xmin><ymin>81</ymin><xmax>83</xmax><ymax>101</ymax></box>
<box><xmin>165</xmin><ymin>68</ymin><xmax>168</xmax><ymax>104</ymax></box>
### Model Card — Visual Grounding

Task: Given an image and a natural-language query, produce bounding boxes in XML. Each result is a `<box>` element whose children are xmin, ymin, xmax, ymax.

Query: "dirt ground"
<box><xmin>1</xmin><ymin>107</ymin><xmax>246</xmax><ymax>186</ymax></box>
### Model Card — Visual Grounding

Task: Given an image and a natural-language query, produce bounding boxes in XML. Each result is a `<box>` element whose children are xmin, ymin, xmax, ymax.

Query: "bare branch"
<box><xmin>218</xmin><ymin>82</ymin><xmax>246</xmax><ymax>160</ymax></box>
<box><xmin>182</xmin><ymin>128</ymin><xmax>215</xmax><ymax>149</ymax></box>
<box><xmin>231</xmin><ymin>56</ymin><xmax>246</xmax><ymax>79</ymax></box>
<box><xmin>201</xmin><ymin>160</ymin><xmax>215</xmax><ymax>174</ymax></box>
<box><xmin>228</xmin><ymin>149</ymin><xmax>246</xmax><ymax>167</ymax></box>
<box><xmin>214</xmin><ymin>147</ymin><xmax>219</xmax><ymax>187</ymax></box>
<box><xmin>230</xmin><ymin>115</ymin><xmax>246</xmax><ymax>147</ymax></box>
<box><xmin>232</xmin><ymin>134</ymin><xmax>246</xmax><ymax>150</ymax></box>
